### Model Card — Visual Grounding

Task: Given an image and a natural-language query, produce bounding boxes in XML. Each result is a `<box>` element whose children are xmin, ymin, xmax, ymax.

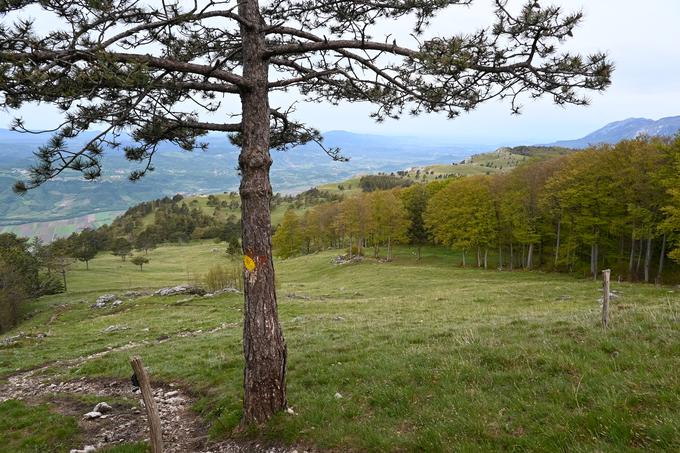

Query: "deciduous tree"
<box><xmin>130</xmin><ymin>255</ymin><xmax>150</xmax><ymax>271</ymax></box>
<box><xmin>272</xmin><ymin>209</ymin><xmax>303</xmax><ymax>258</ymax></box>
<box><xmin>111</xmin><ymin>237</ymin><xmax>133</xmax><ymax>261</ymax></box>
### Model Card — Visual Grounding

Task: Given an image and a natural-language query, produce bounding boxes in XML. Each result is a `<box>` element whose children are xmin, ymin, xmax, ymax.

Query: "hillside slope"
<box><xmin>1</xmin><ymin>243</ymin><xmax>678</xmax><ymax>451</ymax></box>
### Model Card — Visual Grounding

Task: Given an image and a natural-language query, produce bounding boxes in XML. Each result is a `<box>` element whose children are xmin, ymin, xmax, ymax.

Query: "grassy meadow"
<box><xmin>1</xmin><ymin>242</ymin><xmax>679</xmax><ymax>452</ymax></box>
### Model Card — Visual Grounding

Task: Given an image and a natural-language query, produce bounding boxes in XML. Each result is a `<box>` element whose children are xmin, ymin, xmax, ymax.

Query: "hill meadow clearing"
<box><xmin>1</xmin><ymin>241</ymin><xmax>678</xmax><ymax>452</ymax></box>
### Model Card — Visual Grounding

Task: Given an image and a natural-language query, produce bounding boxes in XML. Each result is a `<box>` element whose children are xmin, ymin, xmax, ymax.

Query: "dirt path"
<box><xmin>1</xmin><ymin>324</ymin><xmax>305</xmax><ymax>453</ymax></box>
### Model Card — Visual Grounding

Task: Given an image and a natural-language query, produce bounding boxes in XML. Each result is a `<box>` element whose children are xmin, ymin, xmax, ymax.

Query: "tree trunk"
<box><xmin>509</xmin><ymin>242</ymin><xmax>514</xmax><ymax>271</ymax></box>
<box><xmin>483</xmin><ymin>248</ymin><xmax>488</xmax><ymax>270</ymax></box>
<box><xmin>476</xmin><ymin>247</ymin><xmax>481</xmax><ymax>268</ymax></box>
<box><xmin>657</xmin><ymin>233</ymin><xmax>666</xmax><ymax>283</ymax></box>
<box><xmin>387</xmin><ymin>236</ymin><xmax>392</xmax><ymax>261</ymax></box>
<box><xmin>591</xmin><ymin>243</ymin><xmax>599</xmax><ymax>280</ymax></box>
<box><xmin>602</xmin><ymin>269</ymin><xmax>610</xmax><ymax>329</ymax></box>
<box><xmin>644</xmin><ymin>237</ymin><xmax>652</xmax><ymax>283</ymax></box>
<box><xmin>417</xmin><ymin>245</ymin><xmax>422</xmax><ymax>261</ymax></box>
<box><xmin>554</xmin><ymin>219</ymin><xmax>561</xmax><ymax>267</ymax></box>
<box><xmin>85</xmin><ymin>260</ymin><xmax>89</xmax><ymax>270</ymax></box>
<box><xmin>636</xmin><ymin>238</ymin><xmax>643</xmax><ymax>274</ymax></box>
<box><xmin>498</xmin><ymin>244</ymin><xmax>503</xmax><ymax>270</ymax></box>
<box><xmin>239</xmin><ymin>3</ymin><xmax>287</xmax><ymax>424</ymax></box>
<box><xmin>526</xmin><ymin>243</ymin><xmax>533</xmax><ymax>269</ymax></box>
<box><xmin>628</xmin><ymin>231</ymin><xmax>636</xmax><ymax>281</ymax></box>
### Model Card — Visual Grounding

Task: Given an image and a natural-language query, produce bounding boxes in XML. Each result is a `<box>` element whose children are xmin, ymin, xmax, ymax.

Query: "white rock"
<box><xmin>334</xmin><ymin>392</ymin><xmax>343</xmax><ymax>399</ymax></box>
<box><xmin>286</xmin><ymin>407</ymin><xmax>296</xmax><ymax>415</ymax></box>
<box><xmin>153</xmin><ymin>285</ymin><xmax>205</xmax><ymax>297</ymax></box>
<box><xmin>92</xmin><ymin>294</ymin><xmax>117</xmax><ymax>308</ymax></box>
<box><xmin>94</xmin><ymin>402</ymin><xmax>112</xmax><ymax>413</ymax></box>
<box><xmin>83</xmin><ymin>411</ymin><xmax>102</xmax><ymax>419</ymax></box>
<box><xmin>101</xmin><ymin>325</ymin><xmax>128</xmax><ymax>333</ymax></box>
<box><xmin>164</xmin><ymin>390</ymin><xmax>179</xmax><ymax>398</ymax></box>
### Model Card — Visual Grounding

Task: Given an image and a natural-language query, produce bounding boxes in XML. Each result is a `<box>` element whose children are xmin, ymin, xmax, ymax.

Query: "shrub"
<box><xmin>204</xmin><ymin>263</ymin><xmax>243</xmax><ymax>292</ymax></box>
<box><xmin>36</xmin><ymin>274</ymin><xmax>64</xmax><ymax>296</ymax></box>
<box><xmin>348</xmin><ymin>245</ymin><xmax>363</xmax><ymax>256</ymax></box>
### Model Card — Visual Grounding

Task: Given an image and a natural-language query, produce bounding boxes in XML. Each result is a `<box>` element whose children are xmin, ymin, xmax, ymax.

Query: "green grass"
<box><xmin>0</xmin><ymin>400</ymin><xmax>81</xmax><ymax>452</ymax></box>
<box><xmin>1</xmin><ymin>242</ymin><xmax>679</xmax><ymax>452</ymax></box>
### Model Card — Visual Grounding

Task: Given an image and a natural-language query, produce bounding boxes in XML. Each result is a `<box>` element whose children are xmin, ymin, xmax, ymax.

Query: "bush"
<box><xmin>348</xmin><ymin>245</ymin><xmax>364</xmax><ymax>256</ymax></box>
<box><xmin>0</xmin><ymin>292</ymin><xmax>20</xmax><ymax>333</ymax></box>
<box><xmin>36</xmin><ymin>274</ymin><xmax>65</xmax><ymax>296</ymax></box>
<box><xmin>204</xmin><ymin>263</ymin><xmax>243</xmax><ymax>292</ymax></box>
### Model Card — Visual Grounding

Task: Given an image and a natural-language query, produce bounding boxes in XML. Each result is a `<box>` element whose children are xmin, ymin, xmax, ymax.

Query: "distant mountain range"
<box><xmin>545</xmin><ymin>116</ymin><xmax>680</xmax><ymax>148</ymax></box>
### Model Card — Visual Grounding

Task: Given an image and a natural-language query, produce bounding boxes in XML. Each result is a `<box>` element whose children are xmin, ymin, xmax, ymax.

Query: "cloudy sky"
<box><xmin>2</xmin><ymin>1</ymin><xmax>679</xmax><ymax>146</ymax></box>
<box><xmin>291</xmin><ymin>0</ymin><xmax>680</xmax><ymax>144</ymax></box>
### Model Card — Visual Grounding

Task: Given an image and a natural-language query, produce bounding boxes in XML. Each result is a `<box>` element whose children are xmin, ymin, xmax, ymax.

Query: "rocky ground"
<box><xmin>1</xmin><ymin>289</ymin><xmax>307</xmax><ymax>453</ymax></box>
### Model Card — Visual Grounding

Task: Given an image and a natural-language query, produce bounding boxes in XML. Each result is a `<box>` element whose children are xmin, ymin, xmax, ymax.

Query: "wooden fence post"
<box><xmin>130</xmin><ymin>356</ymin><xmax>163</xmax><ymax>453</ymax></box>
<box><xmin>602</xmin><ymin>269</ymin><xmax>611</xmax><ymax>329</ymax></box>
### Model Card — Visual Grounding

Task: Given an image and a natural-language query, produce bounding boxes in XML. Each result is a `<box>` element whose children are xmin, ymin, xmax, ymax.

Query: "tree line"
<box><xmin>274</xmin><ymin>137</ymin><xmax>680</xmax><ymax>283</ymax></box>
<box><xmin>0</xmin><ymin>234</ymin><xmax>71</xmax><ymax>332</ymax></box>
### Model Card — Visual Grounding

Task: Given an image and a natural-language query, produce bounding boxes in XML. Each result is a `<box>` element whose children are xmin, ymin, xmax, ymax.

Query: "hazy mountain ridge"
<box><xmin>546</xmin><ymin>116</ymin><xmax>680</xmax><ymax>148</ymax></box>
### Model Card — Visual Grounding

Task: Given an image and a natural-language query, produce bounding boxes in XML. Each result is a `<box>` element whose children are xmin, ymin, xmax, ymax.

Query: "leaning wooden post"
<box><xmin>130</xmin><ymin>356</ymin><xmax>163</xmax><ymax>453</ymax></box>
<box><xmin>602</xmin><ymin>269</ymin><xmax>611</xmax><ymax>329</ymax></box>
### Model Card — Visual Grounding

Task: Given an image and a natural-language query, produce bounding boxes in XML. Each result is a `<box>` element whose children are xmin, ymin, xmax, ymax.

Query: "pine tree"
<box><xmin>1</xmin><ymin>0</ymin><xmax>612</xmax><ymax>423</ymax></box>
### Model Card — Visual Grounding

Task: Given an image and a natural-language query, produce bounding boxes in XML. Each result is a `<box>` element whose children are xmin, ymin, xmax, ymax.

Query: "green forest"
<box><xmin>273</xmin><ymin>137</ymin><xmax>680</xmax><ymax>283</ymax></box>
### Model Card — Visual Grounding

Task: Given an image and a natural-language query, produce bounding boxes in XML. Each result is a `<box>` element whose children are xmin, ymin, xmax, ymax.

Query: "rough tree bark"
<box><xmin>239</xmin><ymin>1</ymin><xmax>287</xmax><ymax>423</ymax></box>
